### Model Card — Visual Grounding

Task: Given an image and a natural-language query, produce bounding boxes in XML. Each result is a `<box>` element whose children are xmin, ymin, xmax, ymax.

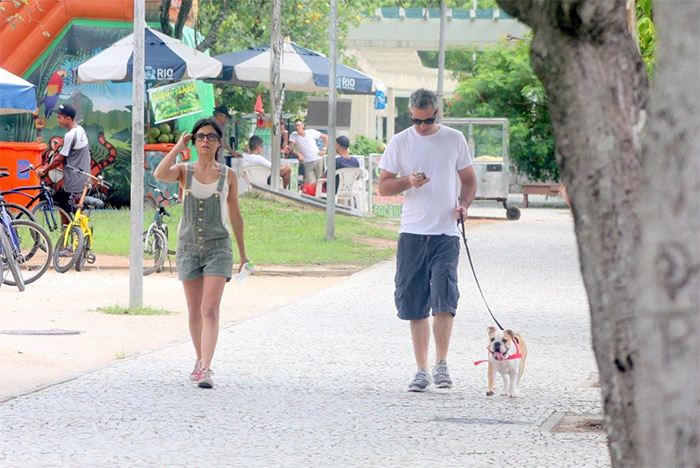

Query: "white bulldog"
<box><xmin>485</xmin><ymin>326</ymin><xmax>528</xmax><ymax>398</ymax></box>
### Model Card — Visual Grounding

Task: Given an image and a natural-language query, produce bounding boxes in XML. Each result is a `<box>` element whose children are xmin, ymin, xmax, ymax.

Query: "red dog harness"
<box><xmin>474</xmin><ymin>338</ymin><xmax>522</xmax><ymax>366</ymax></box>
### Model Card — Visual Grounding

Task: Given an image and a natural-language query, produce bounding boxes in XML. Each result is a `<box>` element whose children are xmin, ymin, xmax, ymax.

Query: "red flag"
<box><xmin>254</xmin><ymin>93</ymin><xmax>265</xmax><ymax>115</ymax></box>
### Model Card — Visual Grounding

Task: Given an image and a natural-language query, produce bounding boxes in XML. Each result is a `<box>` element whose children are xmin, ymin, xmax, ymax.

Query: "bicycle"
<box><xmin>0</xmin><ymin>163</ymin><xmax>72</xmax><ymax>245</ymax></box>
<box><xmin>0</xmin><ymin>166</ymin><xmax>37</xmax><ymax>222</ymax></box>
<box><xmin>53</xmin><ymin>165</ymin><xmax>110</xmax><ymax>273</ymax></box>
<box><xmin>0</xmin><ymin>172</ymin><xmax>53</xmax><ymax>290</ymax></box>
<box><xmin>143</xmin><ymin>184</ymin><xmax>179</xmax><ymax>276</ymax></box>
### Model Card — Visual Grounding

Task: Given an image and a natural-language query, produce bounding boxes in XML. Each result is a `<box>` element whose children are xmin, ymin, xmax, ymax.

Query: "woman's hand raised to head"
<box><xmin>176</xmin><ymin>131</ymin><xmax>192</xmax><ymax>148</ymax></box>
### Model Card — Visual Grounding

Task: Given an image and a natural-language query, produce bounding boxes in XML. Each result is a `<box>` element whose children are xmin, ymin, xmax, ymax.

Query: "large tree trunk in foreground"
<box><xmin>635</xmin><ymin>2</ymin><xmax>699</xmax><ymax>466</ymax></box>
<box><xmin>497</xmin><ymin>1</ymin><xmax>649</xmax><ymax>465</ymax></box>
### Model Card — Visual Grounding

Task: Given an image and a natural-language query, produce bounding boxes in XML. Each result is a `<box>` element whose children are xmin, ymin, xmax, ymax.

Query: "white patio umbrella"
<box><xmin>209</xmin><ymin>39</ymin><xmax>386</xmax><ymax>94</ymax></box>
<box><xmin>0</xmin><ymin>67</ymin><xmax>37</xmax><ymax>115</ymax></box>
<box><xmin>74</xmin><ymin>27</ymin><xmax>222</xmax><ymax>84</ymax></box>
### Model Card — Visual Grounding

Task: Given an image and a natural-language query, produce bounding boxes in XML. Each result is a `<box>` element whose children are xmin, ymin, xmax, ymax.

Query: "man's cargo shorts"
<box><xmin>394</xmin><ymin>233</ymin><xmax>460</xmax><ymax>320</ymax></box>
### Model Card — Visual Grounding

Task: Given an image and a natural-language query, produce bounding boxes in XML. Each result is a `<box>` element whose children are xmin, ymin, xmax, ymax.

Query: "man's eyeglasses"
<box><xmin>194</xmin><ymin>133</ymin><xmax>220</xmax><ymax>142</ymax></box>
<box><xmin>411</xmin><ymin>111</ymin><xmax>438</xmax><ymax>126</ymax></box>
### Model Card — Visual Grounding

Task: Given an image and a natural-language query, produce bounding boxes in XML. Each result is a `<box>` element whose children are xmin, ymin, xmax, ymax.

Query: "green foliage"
<box><xmin>370</xmin><ymin>0</ymin><xmax>499</xmax><ymax>8</ymax></box>
<box><xmin>444</xmin><ymin>39</ymin><xmax>556</xmax><ymax>181</ymax></box>
<box><xmin>90</xmin><ymin>197</ymin><xmax>397</xmax><ymax>266</ymax></box>
<box><xmin>194</xmin><ymin>0</ymin><xmax>373</xmax><ymax>117</ymax></box>
<box><xmin>98</xmin><ymin>304</ymin><xmax>174</xmax><ymax>315</ymax></box>
<box><xmin>351</xmin><ymin>135</ymin><xmax>385</xmax><ymax>156</ymax></box>
<box><xmin>637</xmin><ymin>0</ymin><xmax>656</xmax><ymax>78</ymax></box>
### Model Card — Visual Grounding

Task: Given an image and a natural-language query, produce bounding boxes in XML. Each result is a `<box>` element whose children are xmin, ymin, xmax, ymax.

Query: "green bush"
<box><xmin>350</xmin><ymin>135</ymin><xmax>385</xmax><ymax>156</ymax></box>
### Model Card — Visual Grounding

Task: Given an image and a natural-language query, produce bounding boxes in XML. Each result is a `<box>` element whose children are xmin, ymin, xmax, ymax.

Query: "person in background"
<box><xmin>212</xmin><ymin>105</ymin><xmax>239</xmax><ymax>164</ymax></box>
<box><xmin>153</xmin><ymin>117</ymin><xmax>248</xmax><ymax>390</ymax></box>
<box><xmin>317</xmin><ymin>135</ymin><xmax>360</xmax><ymax>194</ymax></box>
<box><xmin>37</xmin><ymin>103</ymin><xmax>91</xmax><ymax>216</ymax></box>
<box><xmin>289</xmin><ymin>119</ymin><xmax>328</xmax><ymax>185</ymax></box>
<box><xmin>239</xmin><ymin>135</ymin><xmax>291</xmax><ymax>189</ymax></box>
<box><xmin>331</xmin><ymin>136</ymin><xmax>360</xmax><ymax>171</ymax></box>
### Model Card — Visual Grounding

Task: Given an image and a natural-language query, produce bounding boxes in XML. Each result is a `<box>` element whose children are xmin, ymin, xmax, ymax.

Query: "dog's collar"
<box><xmin>474</xmin><ymin>339</ymin><xmax>522</xmax><ymax>366</ymax></box>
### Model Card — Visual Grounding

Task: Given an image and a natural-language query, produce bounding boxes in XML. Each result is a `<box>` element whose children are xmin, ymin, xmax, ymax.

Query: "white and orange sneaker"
<box><xmin>189</xmin><ymin>359</ymin><xmax>202</xmax><ymax>382</ymax></box>
<box><xmin>196</xmin><ymin>368</ymin><xmax>214</xmax><ymax>389</ymax></box>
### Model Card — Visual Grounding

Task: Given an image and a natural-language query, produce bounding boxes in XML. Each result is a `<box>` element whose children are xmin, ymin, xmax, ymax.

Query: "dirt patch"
<box><xmin>356</xmin><ymin>237</ymin><xmax>396</xmax><ymax>249</ymax></box>
<box><xmin>551</xmin><ymin>414</ymin><xmax>606</xmax><ymax>434</ymax></box>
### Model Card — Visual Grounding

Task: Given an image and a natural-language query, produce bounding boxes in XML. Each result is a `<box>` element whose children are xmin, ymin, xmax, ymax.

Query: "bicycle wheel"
<box><xmin>31</xmin><ymin>201</ymin><xmax>71</xmax><ymax>246</ymax></box>
<box><xmin>4</xmin><ymin>203</ymin><xmax>35</xmax><ymax>222</ymax></box>
<box><xmin>53</xmin><ymin>225</ymin><xmax>84</xmax><ymax>273</ymax></box>
<box><xmin>4</xmin><ymin>219</ymin><xmax>52</xmax><ymax>285</ymax></box>
<box><xmin>75</xmin><ymin>232</ymin><xmax>91</xmax><ymax>272</ymax></box>
<box><xmin>143</xmin><ymin>228</ymin><xmax>167</xmax><ymax>276</ymax></box>
<box><xmin>0</xmin><ymin>224</ymin><xmax>25</xmax><ymax>291</ymax></box>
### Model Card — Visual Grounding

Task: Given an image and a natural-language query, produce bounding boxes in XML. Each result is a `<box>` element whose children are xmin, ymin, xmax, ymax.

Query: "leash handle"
<box><xmin>458</xmin><ymin>213</ymin><xmax>504</xmax><ymax>331</ymax></box>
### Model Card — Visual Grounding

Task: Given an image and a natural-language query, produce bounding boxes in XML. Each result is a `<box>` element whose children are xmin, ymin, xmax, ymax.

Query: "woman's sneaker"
<box><xmin>197</xmin><ymin>368</ymin><xmax>214</xmax><ymax>388</ymax></box>
<box><xmin>189</xmin><ymin>359</ymin><xmax>202</xmax><ymax>381</ymax></box>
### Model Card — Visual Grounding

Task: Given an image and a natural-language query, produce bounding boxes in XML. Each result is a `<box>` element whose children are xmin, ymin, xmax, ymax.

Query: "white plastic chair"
<box><xmin>352</xmin><ymin>167</ymin><xmax>370</xmax><ymax>212</ymax></box>
<box><xmin>241</xmin><ymin>164</ymin><xmax>271</xmax><ymax>191</ymax></box>
<box><xmin>315</xmin><ymin>167</ymin><xmax>363</xmax><ymax>208</ymax></box>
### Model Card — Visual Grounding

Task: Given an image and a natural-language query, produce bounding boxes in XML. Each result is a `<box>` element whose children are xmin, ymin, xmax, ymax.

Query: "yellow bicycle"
<box><xmin>53</xmin><ymin>165</ymin><xmax>110</xmax><ymax>273</ymax></box>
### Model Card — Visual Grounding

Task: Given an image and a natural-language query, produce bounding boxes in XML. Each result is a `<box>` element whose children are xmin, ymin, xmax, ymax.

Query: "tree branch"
<box><xmin>160</xmin><ymin>0</ymin><xmax>173</xmax><ymax>37</ymax></box>
<box><xmin>196</xmin><ymin>0</ymin><xmax>230</xmax><ymax>52</ymax></box>
<box><xmin>174</xmin><ymin>0</ymin><xmax>193</xmax><ymax>39</ymax></box>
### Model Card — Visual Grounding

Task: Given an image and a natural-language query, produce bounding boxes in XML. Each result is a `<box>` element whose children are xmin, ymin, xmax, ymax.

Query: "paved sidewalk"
<box><xmin>0</xmin><ymin>207</ymin><xmax>608</xmax><ymax>466</ymax></box>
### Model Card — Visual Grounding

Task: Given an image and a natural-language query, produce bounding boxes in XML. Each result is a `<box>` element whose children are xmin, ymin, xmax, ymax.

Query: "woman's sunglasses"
<box><xmin>411</xmin><ymin>111</ymin><xmax>438</xmax><ymax>126</ymax></box>
<box><xmin>194</xmin><ymin>133</ymin><xmax>220</xmax><ymax>142</ymax></box>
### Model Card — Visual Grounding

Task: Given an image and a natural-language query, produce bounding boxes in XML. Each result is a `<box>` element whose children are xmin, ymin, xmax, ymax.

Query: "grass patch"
<box><xmin>98</xmin><ymin>304</ymin><xmax>174</xmax><ymax>315</ymax></box>
<box><xmin>90</xmin><ymin>196</ymin><xmax>399</xmax><ymax>266</ymax></box>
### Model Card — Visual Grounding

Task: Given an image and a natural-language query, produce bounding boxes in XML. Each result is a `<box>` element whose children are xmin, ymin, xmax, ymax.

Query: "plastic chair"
<box><xmin>241</xmin><ymin>164</ymin><xmax>271</xmax><ymax>191</ymax></box>
<box><xmin>352</xmin><ymin>167</ymin><xmax>370</xmax><ymax>212</ymax></box>
<box><xmin>315</xmin><ymin>167</ymin><xmax>363</xmax><ymax>208</ymax></box>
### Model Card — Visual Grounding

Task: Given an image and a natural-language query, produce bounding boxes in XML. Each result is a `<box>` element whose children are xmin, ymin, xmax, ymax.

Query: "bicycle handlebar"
<box><xmin>18</xmin><ymin>163</ymin><xmax>35</xmax><ymax>176</ymax></box>
<box><xmin>148</xmin><ymin>183</ymin><xmax>180</xmax><ymax>203</ymax></box>
<box><xmin>65</xmin><ymin>165</ymin><xmax>112</xmax><ymax>188</ymax></box>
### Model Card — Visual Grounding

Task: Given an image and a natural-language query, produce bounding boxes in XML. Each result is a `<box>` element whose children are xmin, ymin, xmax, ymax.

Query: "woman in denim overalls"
<box><xmin>154</xmin><ymin>118</ymin><xmax>248</xmax><ymax>389</ymax></box>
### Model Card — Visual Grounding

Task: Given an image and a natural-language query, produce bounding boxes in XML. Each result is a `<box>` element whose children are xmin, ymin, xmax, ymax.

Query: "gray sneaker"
<box><xmin>432</xmin><ymin>360</ymin><xmax>453</xmax><ymax>388</ymax></box>
<box><xmin>408</xmin><ymin>368</ymin><xmax>432</xmax><ymax>392</ymax></box>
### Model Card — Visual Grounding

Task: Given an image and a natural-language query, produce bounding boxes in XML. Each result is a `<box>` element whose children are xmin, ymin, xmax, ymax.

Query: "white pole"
<box><xmin>269</xmin><ymin>0</ymin><xmax>282</xmax><ymax>191</ymax></box>
<box><xmin>326</xmin><ymin>0</ymin><xmax>337</xmax><ymax>240</ymax></box>
<box><xmin>129</xmin><ymin>0</ymin><xmax>145</xmax><ymax>309</ymax></box>
<box><xmin>437</xmin><ymin>0</ymin><xmax>446</xmax><ymax>122</ymax></box>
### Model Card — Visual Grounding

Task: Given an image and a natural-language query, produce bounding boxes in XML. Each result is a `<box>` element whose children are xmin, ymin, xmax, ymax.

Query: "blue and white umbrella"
<box><xmin>210</xmin><ymin>39</ymin><xmax>386</xmax><ymax>95</ymax></box>
<box><xmin>0</xmin><ymin>67</ymin><xmax>37</xmax><ymax>115</ymax></box>
<box><xmin>74</xmin><ymin>27</ymin><xmax>222</xmax><ymax>83</ymax></box>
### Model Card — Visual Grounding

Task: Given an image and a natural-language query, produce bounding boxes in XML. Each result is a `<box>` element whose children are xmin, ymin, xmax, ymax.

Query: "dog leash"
<box><xmin>458</xmin><ymin>213</ymin><xmax>504</xmax><ymax>331</ymax></box>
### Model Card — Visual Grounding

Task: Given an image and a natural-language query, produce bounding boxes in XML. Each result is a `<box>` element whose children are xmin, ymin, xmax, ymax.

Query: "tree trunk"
<box><xmin>634</xmin><ymin>1</ymin><xmax>700</xmax><ymax>466</ymax></box>
<box><xmin>497</xmin><ymin>1</ymin><xmax>649</xmax><ymax>466</ymax></box>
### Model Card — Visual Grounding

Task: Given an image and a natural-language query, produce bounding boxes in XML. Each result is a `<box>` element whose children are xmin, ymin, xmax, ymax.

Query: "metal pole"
<box><xmin>269</xmin><ymin>0</ymin><xmax>282</xmax><ymax>191</ymax></box>
<box><xmin>326</xmin><ymin>0</ymin><xmax>337</xmax><ymax>240</ymax></box>
<box><xmin>129</xmin><ymin>0</ymin><xmax>145</xmax><ymax>309</ymax></box>
<box><xmin>437</xmin><ymin>0</ymin><xmax>446</xmax><ymax>122</ymax></box>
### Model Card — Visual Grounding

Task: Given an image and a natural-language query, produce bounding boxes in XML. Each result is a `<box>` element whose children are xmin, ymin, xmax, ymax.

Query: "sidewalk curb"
<box><xmin>85</xmin><ymin>265</ymin><xmax>363</xmax><ymax>277</ymax></box>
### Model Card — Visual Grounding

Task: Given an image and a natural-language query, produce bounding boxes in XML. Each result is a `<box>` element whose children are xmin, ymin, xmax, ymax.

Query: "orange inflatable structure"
<box><xmin>0</xmin><ymin>0</ymin><xmax>135</xmax><ymax>75</ymax></box>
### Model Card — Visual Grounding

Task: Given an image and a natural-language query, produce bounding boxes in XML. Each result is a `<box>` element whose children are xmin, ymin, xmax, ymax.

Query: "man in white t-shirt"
<box><xmin>37</xmin><ymin>103</ymin><xmax>91</xmax><ymax>213</ymax></box>
<box><xmin>378</xmin><ymin>88</ymin><xmax>477</xmax><ymax>393</ymax></box>
<box><xmin>239</xmin><ymin>135</ymin><xmax>291</xmax><ymax>189</ymax></box>
<box><xmin>289</xmin><ymin>119</ymin><xmax>328</xmax><ymax>185</ymax></box>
